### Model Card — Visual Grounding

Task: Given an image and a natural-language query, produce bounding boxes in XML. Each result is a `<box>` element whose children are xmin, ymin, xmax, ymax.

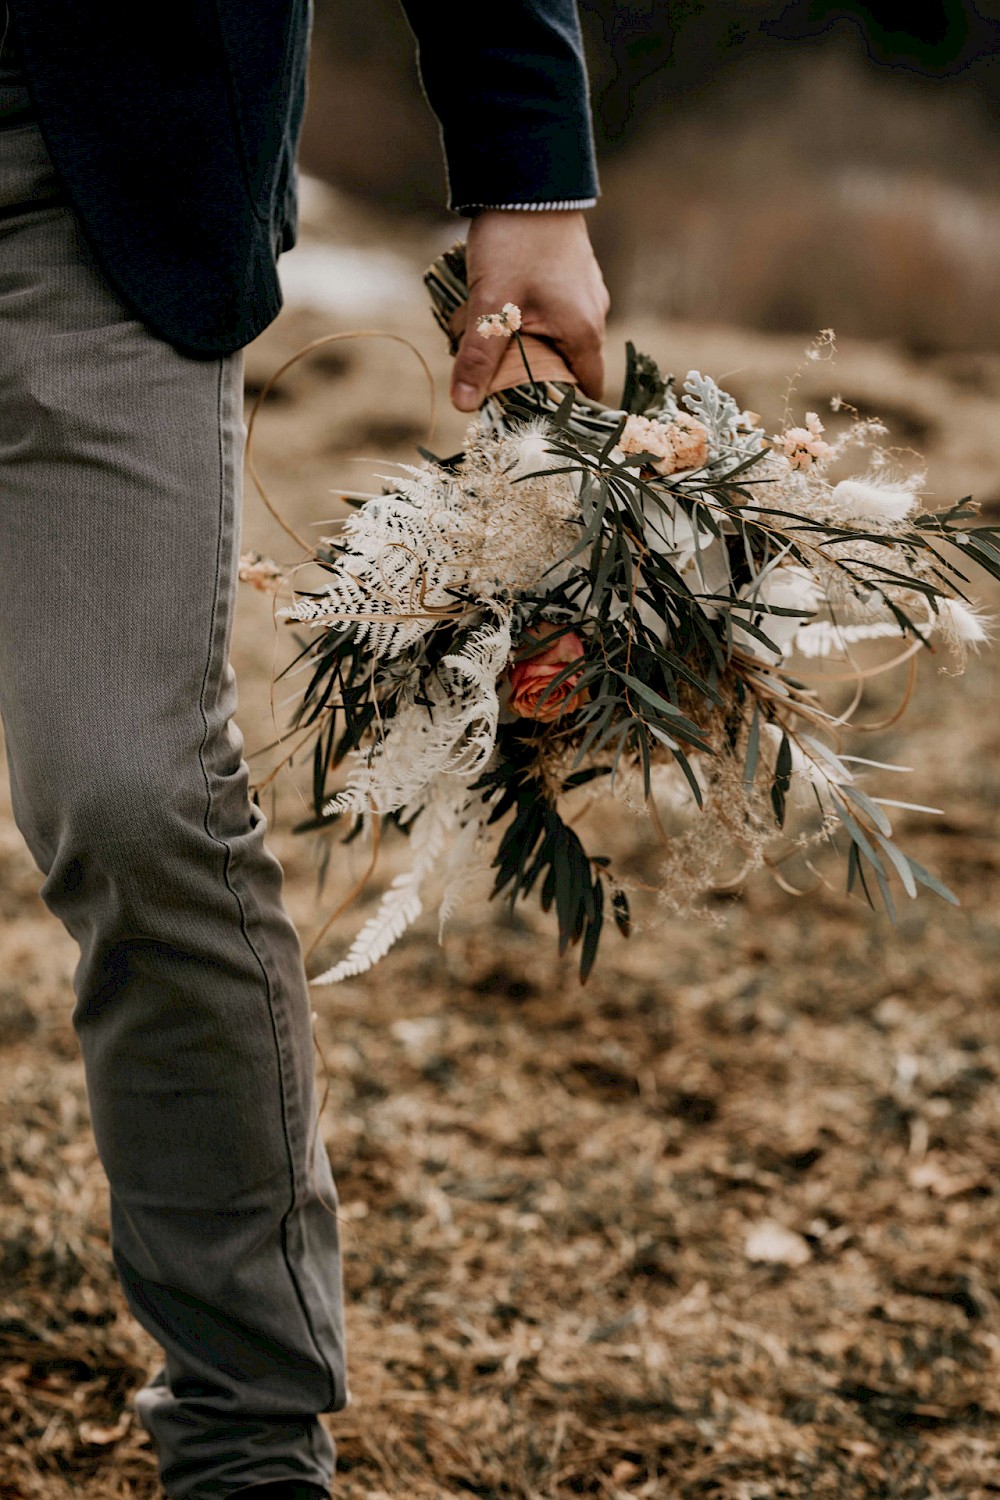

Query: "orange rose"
<box><xmin>507</xmin><ymin>627</ymin><xmax>587</xmax><ymax>722</ymax></box>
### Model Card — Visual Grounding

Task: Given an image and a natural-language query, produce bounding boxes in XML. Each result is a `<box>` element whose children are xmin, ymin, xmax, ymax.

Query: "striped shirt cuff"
<box><xmin>456</xmin><ymin>197</ymin><xmax>598</xmax><ymax>215</ymax></box>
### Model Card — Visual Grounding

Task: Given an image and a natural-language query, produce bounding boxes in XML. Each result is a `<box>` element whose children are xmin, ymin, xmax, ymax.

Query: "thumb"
<box><xmin>451</xmin><ymin>302</ymin><xmax>508</xmax><ymax>412</ymax></box>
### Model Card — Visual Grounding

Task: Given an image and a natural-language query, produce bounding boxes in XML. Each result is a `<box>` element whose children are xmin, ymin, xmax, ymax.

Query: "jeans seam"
<box><xmin>195</xmin><ymin>355</ymin><xmax>337</xmax><ymax>1413</ymax></box>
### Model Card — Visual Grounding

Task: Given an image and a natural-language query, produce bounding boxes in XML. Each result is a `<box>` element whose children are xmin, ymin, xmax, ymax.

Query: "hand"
<box><xmin>451</xmin><ymin>210</ymin><xmax>611</xmax><ymax>412</ymax></box>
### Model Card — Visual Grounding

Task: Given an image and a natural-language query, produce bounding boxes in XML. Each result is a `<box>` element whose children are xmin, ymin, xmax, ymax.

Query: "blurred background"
<box><xmin>298</xmin><ymin>0</ymin><xmax>1000</xmax><ymax>351</ymax></box>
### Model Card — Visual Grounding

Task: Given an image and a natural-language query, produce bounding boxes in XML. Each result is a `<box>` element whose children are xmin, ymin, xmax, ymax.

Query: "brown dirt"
<box><xmin>2</xmin><ymin>280</ymin><xmax>1000</xmax><ymax>1498</ymax></box>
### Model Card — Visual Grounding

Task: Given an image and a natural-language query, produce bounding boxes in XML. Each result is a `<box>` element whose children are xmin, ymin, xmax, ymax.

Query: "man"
<box><xmin>0</xmin><ymin>4</ymin><xmax>608</xmax><ymax>1497</ymax></box>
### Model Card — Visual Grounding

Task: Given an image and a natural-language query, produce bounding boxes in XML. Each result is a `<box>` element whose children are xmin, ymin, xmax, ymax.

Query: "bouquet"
<box><xmin>245</xmin><ymin>242</ymin><xmax>999</xmax><ymax>983</ymax></box>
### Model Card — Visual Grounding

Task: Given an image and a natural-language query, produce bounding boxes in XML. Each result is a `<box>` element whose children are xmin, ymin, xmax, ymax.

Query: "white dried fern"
<box><xmin>312</xmin><ymin>785</ymin><xmax>464</xmax><ymax>983</ymax></box>
<box><xmin>278</xmin><ymin>484</ymin><xmax>471</xmax><ymax>661</ymax></box>
<box><xmin>793</xmin><ymin>618</ymin><xmax>906</xmax><ymax>658</ymax></box>
<box><xmin>280</xmin><ymin>570</ymin><xmax>434</xmax><ymax>660</ymax></box>
<box><xmin>323</xmin><ymin>614</ymin><xmax>512</xmax><ymax>818</ymax></box>
<box><xmin>436</xmin><ymin>793</ymin><xmax>493</xmax><ymax>939</ymax></box>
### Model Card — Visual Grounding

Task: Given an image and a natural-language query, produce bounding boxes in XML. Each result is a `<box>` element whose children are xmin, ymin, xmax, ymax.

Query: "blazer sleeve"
<box><xmin>398</xmin><ymin>0</ymin><xmax>600</xmax><ymax>215</ymax></box>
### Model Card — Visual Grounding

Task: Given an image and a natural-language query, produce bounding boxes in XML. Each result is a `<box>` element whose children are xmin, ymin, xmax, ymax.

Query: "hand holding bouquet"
<box><xmin>247</xmin><ymin>242</ymin><xmax>998</xmax><ymax>982</ymax></box>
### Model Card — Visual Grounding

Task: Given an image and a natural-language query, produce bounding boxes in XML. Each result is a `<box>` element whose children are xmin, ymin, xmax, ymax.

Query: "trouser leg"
<box><xmin>0</xmin><ymin>120</ymin><xmax>349</xmax><ymax>1498</ymax></box>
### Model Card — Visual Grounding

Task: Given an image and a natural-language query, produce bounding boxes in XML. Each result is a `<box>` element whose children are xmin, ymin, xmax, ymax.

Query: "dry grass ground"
<box><xmin>2</xmin><ymin>281</ymin><xmax>999</xmax><ymax>1498</ymax></box>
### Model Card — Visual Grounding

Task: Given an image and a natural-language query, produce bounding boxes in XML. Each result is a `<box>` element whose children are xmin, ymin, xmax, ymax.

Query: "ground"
<box><xmin>2</xmin><ymin>270</ymin><xmax>999</xmax><ymax>1498</ymax></box>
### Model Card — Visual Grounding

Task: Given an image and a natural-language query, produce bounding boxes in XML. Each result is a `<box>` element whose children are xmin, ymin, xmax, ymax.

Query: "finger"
<box><xmin>451</xmin><ymin>307</ymin><xmax>507</xmax><ymax>412</ymax></box>
<box><xmin>569</xmin><ymin>345</ymin><xmax>605</xmax><ymax>402</ymax></box>
<box><xmin>550</xmin><ymin>321</ymin><xmax>605</xmax><ymax>401</ymax></box>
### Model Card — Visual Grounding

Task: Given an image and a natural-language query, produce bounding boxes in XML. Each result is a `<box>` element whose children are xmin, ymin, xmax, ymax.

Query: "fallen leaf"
<box><xmin>77</xmin><ymin>1414</ymin><xmax>131</xmax><ymax>1446</ymax></box>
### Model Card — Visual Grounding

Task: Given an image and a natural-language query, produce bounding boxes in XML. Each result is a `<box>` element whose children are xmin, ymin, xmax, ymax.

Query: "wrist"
<box><xmin>467</xmin><ymin>210</ymin><xmax>593</xmax><ymax>253</ymax></box>
<box><xmin>469</xmin><ymin>207</ymin><xmax>589</xmax><ymax>224</ymax></box>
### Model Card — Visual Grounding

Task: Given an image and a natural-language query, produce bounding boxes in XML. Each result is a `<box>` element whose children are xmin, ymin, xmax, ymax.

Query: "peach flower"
<box><xmin>476</xmin><ymin>302</ymin><xmax>523</xmax><ymax>339</ymax></box>
<box><xmin>666</xmin><ymin>410</ymin><xmax>709</xmax><ymax>471</ymax></box>
<box><xmin>771</xmin><ymin>411</ymin><xmax>835</xmax><ymax>470</ymax></box>
<box><xmin>620</xmin><ymin>414</ymin><xmax>674</xmax><ymax>469</ymax></box>
<box><xmin>619</xmin><ymin>411</ymin><xmax>709</xmax><ymax>475</ymax></box>
<box><xmin>238</xmin><ymin>551</ymin><xmax>283</xmax><ymax>593</ymax></box>
<box><xmin>507</xmin><ymin>626</ymin><xmax>587</xmax><ymax>722</ymax></box>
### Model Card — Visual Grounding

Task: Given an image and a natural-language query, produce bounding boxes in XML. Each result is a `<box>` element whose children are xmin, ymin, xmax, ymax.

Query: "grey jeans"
<box><xmin>0</xmin><ymin>52</ymin><xmax>349</xmax><ymax>1500</ymax></box>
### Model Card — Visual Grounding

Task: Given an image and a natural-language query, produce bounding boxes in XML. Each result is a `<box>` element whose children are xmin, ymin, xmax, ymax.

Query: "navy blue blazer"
<box><xmin>7</xmin><ymin>1</ymin><xmax>599</xmax><ymax>358</ymax></box>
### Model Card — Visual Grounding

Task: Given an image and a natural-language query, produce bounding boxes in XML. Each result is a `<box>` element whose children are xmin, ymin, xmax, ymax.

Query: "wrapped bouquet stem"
<box><xmin>245</xmin><ymin>241</ymin><xmax>999</xmax><ymax>982</ymax></box>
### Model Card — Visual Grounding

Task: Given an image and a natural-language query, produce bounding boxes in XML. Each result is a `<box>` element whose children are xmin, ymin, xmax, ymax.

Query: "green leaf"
<box><xmin>847</xmin><ymin>841</ymin><xmax>876</xmax><ymax>911</ymax></box>
<box><xmin>646</xmin><ymin>643</ymin><xmax>726</xmax><ymax>708</ymax></box>
<box><xmin>589</xmin><ymin>531</ymin><xmax>620</xmax><ymax>612</ymax></box>
<box><xmin>771</xmin><ymin>731</ymin><xmax>793</xmax><ymax>828</ymax></box>
<box><xmin>799</xmin><ymin>733</ymin><xmax>855</xmax><ymax>784</ymax></box>
<box><xmin>579</xmin><ymin>878</ymin><xmax>604</xmax><ymax>983</ymax></box>
<box><xmin>832</xmin><ymin>800</ymin><xmax>887</xmax><ymax>877</ymax></box>
<box><xmin>846</xmin><ymin>839</ymin><xmax>860</xmax><ymax>894</ymax></box>
<box><xmin>968</xmin><ymin>529</ymin><xmax>1000</xmax><ymax>564</ymax></box>
<box><xmin>744</xmin><ymin>702</ymin><xmax>761</xmax><ymax>788</ymax></box>
<box><xmin>841</xmin><ymin>784</ymin><xmax>893</xmax><ymax>837</ymax></box>
<box><xmin>636</xmin><ymin>717</ymin><xmax>652</xmax><ymax>797</ymax></box>
<box><xmin>606</xmin><ymin>722</ymin><xmax>633</xmax><ymax>780</ymax></box>
<box><xmin>645</xmin><ymin>722</ymin><xmax>680</xmax><ymax>754</ymax></box>
<box><xmin>874</xmin><ymin>865</ymin><xmax>899</xmax><ymax>923</ymax></box>
<box><xmin>965</xmin><ymin>534</ymin><xmax>1000</xmax><ymax>583</ymax></box>
<box><xmin>572</xmin><ymin>700</ymin><xmax>619</xmax><ymax>768</ymax></box>
<box><xmin>670</xmin><ymin>747</ymin><xmax>705</xmax><ymax>810</ymax></box>
<box><xmin>552</xmin><ymin>383</ymin><xmax>576</xmax><ymax>429</ymax></box>
<box><xmin>904</xmin><ymin>854</ymin><xmax>960</xmax><ymax>906</ymax></box>
<box><xmin>540</xmin><ymin>861</ymin><xmax>557</xmax><ymax>912</ymax></box>
<box><xmin>598</xmin><ymin>414</ymin><xmax>629</xmax><ymax>464</ymax></box>
<box><xmin>620</xmin><ymin>342</ymin><xmax>668</xmax><ymax>414</ymax></box>
<box><xmin>872</xmin><ymin>831</ymin><xmax>918</xmax><ymax>898</ymax></box>
<box><xmin>616</xmin><ymin>673</ymin><xmax>706</xmax><ymax>736</ymax></box>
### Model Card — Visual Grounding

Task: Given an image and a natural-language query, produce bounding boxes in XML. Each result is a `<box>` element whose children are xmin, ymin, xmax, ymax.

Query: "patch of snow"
<box><xmin>278</xmin><ymin>240</ymin><xmax>416</xmax><ymax>316</ymax></box>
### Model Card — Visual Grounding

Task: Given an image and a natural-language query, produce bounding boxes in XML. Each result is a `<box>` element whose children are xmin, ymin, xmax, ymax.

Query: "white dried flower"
<box><xmin>732</xmin><ymin>564</ymin><xmax>824</xmax><ymax>664</ymax></box>
<box><xmin>512</xmin><ymin>432</ymin><xmax>552</xmax><ymax>477</ymax></box>
<box><xmin>934</xmin><ymin>597</ymin><xmax>992</xmax><ymax>647</ymax></box>
<box><xmin>830</xmin><ymin>479</ymin><xmax>918</xmax><ymax>524</ymax></box>
<box><xmin>793</xmin><ymin>618</ymin><xmax>905</xmax><ymax>658</ymax></box>
<box><xmin>507</xmin><ymin>417</ymin><xmax>560</xmax><ymax>480</ymax></box>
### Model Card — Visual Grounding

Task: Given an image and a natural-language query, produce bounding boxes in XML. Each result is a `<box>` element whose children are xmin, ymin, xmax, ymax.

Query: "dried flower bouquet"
<box><xmin>246</xmin><ymin>242</ymin><xmax>999</xmax><ymax>982</ymax></box>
